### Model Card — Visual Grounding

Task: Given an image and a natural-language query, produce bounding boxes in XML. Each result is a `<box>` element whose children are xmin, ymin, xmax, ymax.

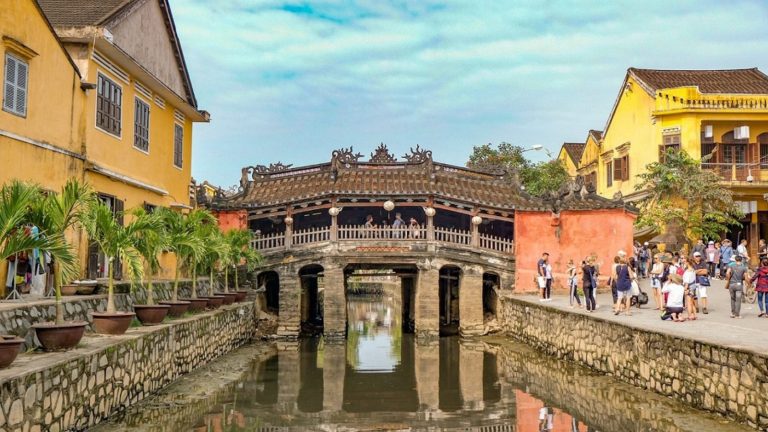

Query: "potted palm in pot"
<box><xmin>218</xmin><ymin>234</ymin><xmax>238</xmax><ymax>305</ymax></box>
<box><xmin>0</xmin><ymin>181</ymin><xmax>81</xmax><ymax>361</ymax></box>
<box><xmin>83</xmin><ymin>202</ymin><xmax>146</xmax><ymax>334</ymax></box>
<box><xmin>224</xmin><ymin>229</ymin><xmax>261</xmax><ymax>302</ymax></box>
<box><xmin>200</xmin><ymin>228</ymin><xmax>228</xmax><ymax>309</ymax></box>
<box><xmin>179</xmin><ymin>209</ymin><xmax>216</xmax><ymax>312</ymax></box>
<box><xmin>157</xmin><ymin>208</ymin><xmax>205</xmax><ymax>317</ymax></box>
<box><xmin>129</xmin><ymin>208</ymin><xmax>170</xmax><ymax>325</ymax></box>
<box><xmin>24</xmin><ymin>179</ymin><xmax>94</xmax><ymax>351</ymax></box>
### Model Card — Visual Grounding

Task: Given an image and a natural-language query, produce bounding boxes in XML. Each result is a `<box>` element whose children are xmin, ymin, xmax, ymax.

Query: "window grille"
<box><xmin>133</xmin><ymin>97</ymin><xmax>150</xmax><ymax>152</ymax></box>
<box><xmin>96</xmin><ymin>74</ymin><xmax>122</xmax><ymax>136</ymax></box>
<box><xmin>173</xmin><ymin>124</ymin><xmax>183</xmax><ymax>168</ymax></box>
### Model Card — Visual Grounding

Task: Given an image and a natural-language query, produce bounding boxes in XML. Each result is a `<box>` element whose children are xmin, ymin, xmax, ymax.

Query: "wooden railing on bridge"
<box><xmin>251</xmin><ymin>223</ymin><xmax>514</xmax><ymax>255</ymax></box>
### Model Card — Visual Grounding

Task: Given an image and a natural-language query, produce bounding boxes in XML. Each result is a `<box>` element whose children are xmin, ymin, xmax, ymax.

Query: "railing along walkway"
<box><xmin>251</xmin><ymin>224</ymin><xmax>514</xmax><ymax>255</ymax></box>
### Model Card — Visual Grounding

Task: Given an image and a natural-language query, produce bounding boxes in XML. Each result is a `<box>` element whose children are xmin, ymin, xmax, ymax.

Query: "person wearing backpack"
<box><xmin>750</xmin><ymin>258</ymin><xmax>768</xmax><ymax>317</ymax></box>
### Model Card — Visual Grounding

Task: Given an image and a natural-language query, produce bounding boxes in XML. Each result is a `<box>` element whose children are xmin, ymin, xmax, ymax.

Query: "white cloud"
<box><xmin>172</xmin><ymin>0</ymin><xmax>768</xmax><ymax>187</ymax></box>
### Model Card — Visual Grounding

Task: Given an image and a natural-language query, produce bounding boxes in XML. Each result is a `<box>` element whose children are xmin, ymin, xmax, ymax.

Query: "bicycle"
<box><xmin>745</xmin><ymin>280</ymin><xmax>757</xmax><ymax>304</ymax></box>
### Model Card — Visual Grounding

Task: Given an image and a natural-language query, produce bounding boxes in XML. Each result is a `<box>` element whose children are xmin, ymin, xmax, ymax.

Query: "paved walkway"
<box><xmin>515</xmin><ymin>277</ymin><xmax>768</xmax><ymax>355</ymax></box>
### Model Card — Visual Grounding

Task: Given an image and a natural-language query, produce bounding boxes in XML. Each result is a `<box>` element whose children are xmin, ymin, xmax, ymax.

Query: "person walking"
<box><xmin>725</xmin><ymin>255</ymin><xmax>749</xmax><ymax>319</ymax></box>
<box><xmin>692</xmin><ymin>239</ymin><xmax>706</xmax><ymax>255</ymax></box>
<box><xmin>759</xmin><ymin>239</ymin><xmax>768</xmax><ymax>262</ymax></box>
<box><xmin>720</xmin><ymin>240</ymin><xmax>734</xmax><ymax>278</ymax></box>
<box><xmin>737</xmin><ymin>239</ymin><xmax>749</xmax><ymax>262</ymax></box>
<box><xmin>537</xmin><ymin>253</ymin><xmax>552</xmax><ymax>301</ymax></box>
<box><xmin>750</xmin><ymin>258</ymin><xmax>768</xmax><ymax>317</ymax></box>
<box><xmin>650</xmin><ymin>255</ymin><xmax>664</xmax><ymax>310</ymax></box>
<box><xmin>608</xmin><ymin>256</ymin><xmax>620</xmax><ymax>306</ymax></box>
<box><xmin>692</xmin><ymin>251</ymin><xmax>711</xmax><ymax>314</ymax></box>
<box><xmin>613</xmin><ymin>257</ymin><xmax>634</xmax><ymax>316</ymax></box>
<box><xmin>661</xmin><ymin>273</ymin><xmax>686</xmax><ymax>322</ymax></box>
<box><xmin>567</xmin><ymin>260</ymin><xmax>582</xmax><ymax>308</ymax></box>
<box><xmin>581</xmin><ymin>257</ymin><xmax>597</xmax><ymax>312</ymax></box>
<box><xmin>705</xmin><ymin>241</ymin><xmax>719</xmax><ymax>279</ymax></box>
<box><xmin>682</xmin><ymin>258</ymin><xmax>698</xmax><ymax>320</ymax></box>
<box><xmin>638</xmin><ymin>242</ymin><xmax>650</xmax><ymax>278</ymax></box>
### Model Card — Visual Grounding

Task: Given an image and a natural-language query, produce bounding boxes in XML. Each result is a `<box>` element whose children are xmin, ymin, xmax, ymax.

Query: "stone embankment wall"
<box><xmin>0</xmin><ymin>302</ymin><xmax>255</xmax><ymax>432</ymax></box>
<box><xmin>0</xmin><ymin>279</ymin><xmax>213</xmax><ymax>349</ymax></box>
<box><xmin>500</xmin><ymin>296</ymin><xmax>768</xmax><ymax>430</ymax></box>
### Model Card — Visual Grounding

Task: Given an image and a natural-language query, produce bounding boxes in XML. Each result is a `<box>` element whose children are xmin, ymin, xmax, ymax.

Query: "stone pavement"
<box><xmin>515</xmin><ymin>277</ymin><xmax>768</xmax><ymax>355</ymax></box>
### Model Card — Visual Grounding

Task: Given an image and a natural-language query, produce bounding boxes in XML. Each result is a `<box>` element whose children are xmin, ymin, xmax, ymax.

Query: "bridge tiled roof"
<box><xmin>211</xmin><ymin>145</ymin><xmax>633</xmax><ymax>213</ymax></box>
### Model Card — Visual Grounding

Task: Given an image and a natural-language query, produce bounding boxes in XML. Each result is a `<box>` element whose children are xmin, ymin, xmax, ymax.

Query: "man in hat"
<box><xmin>725</xmin><ymin>255</ymin><xmax>749</xmax><ymax>318</ymax></box>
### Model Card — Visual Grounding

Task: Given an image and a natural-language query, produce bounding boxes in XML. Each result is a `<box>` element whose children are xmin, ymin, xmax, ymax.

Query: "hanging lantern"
<box><xmin>284</xmin><ymin>216</ymin><xmax>294</xmax><ymax>226</ymax></box>
<box><xmin>328</xmin><ymin>207</ymin><xmax>340</xmax><ymax>217</ymax></box>
<box><xmin>471</xmin><ymin>215</ymin><xmax>483</xmax><ymax>226</ymax></box>
<box><xmin>383</xmin><ymin>200</ymin><xmax>395</xmax><ymax>211</ymax></box>
<box><xmin>424</xmin><ymin>207</ymin><xmax>436</xmax><ymax>217</ymax></box>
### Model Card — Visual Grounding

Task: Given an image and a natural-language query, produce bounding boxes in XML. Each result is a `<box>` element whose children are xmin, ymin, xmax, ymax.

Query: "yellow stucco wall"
<box><xmin>1</xmin><ymin>0</ymin><xmax>198</xmax><ymax>290</ymax></box>
<box><xmin>576</xmin><ymin>134</ymin><xmax>600</xmax><ymax>179</ymax></box>
<box><xmin>557</xmin><ymin>147</ymin><xmax>578</xmax><ymax>176</ymax></box>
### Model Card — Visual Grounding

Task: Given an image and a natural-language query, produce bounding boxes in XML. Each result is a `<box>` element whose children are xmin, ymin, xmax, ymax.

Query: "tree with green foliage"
<box><xmin>128</xmin><ymin>208</ymin><xmax>167</xmax><ymax>305</ymax></box>
<box><xmin>25</xmin><ymin>179</ymin><xmax>95</xmax><ymax>323</ymax></box>
<box><xmin>224</xmin><ymin>228</ymin><xmax>262</xmax><ymax>291</ymax></box>
<box><xmin>466</xmin><ymin>142</ymin><xmax>570</xmax><ymax>197</ymax></box>
<box><xmin>634</xmin><ymin>149</ymin><xmax>742</xmax><ymax>245</ymax></box>
<box><xmin>156</xmin><ymin>208</ymin><xmax>208</xmax><ymax>302</ymax></box>
<box><xmin>82</xmin><ymin>202</ymin><xmax>149</xmax><ymax>313</ymax></box>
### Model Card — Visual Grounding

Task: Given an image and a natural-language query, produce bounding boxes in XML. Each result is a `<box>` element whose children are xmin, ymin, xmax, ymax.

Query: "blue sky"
<box><xmin>173</xmin><ymin>0</ymin><xmax>768</xmax><ymax>188</ymax></box>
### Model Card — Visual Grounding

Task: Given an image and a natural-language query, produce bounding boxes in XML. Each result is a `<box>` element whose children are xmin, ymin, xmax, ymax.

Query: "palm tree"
<box><xmin>82</xmin><ymin>202</ymin><xmax>146</xmax><ymax>313</ymax></box>
<box><xmin>200</xmin><ymin>227</ymin><xmax>227</xmax><ymax>297</ymax></box>
<box><xmin>224</xmin><ymin>229</ymin><xmax>261</xmax><ymax>291</ymax></box>
<box><xmin>24</xmin><ymin>179</ymin><xmax>94</xmax><ymax>323</ymax></box>
<box><xmin>128</xmin><ymin>208</ymin><xmax>166</xmax><ymax>305</ymax></box>
<box><xmin>157</xmin><ymin>208</ymin><xmax>207</xmax><ymax>302</ymax></box>
<box><xmin>188</xmin><ymin>210</ymin><xmax>218</xmax><ymax>299</ymax></box>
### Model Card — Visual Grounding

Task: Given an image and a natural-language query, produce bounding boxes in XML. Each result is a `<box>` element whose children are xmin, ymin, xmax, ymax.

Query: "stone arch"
<box><xmin>439</xmin><ymin>265</ymin><xmax>462</xmax><ymax>336</ymax></box>
<box><xmin>256</xmin><ymin>270</ymin><xmax>280</xmax><ymax>315</ymax></box>
<box><xmin>482</xmin><ymin>272</ymin><xmax>500</xmax><ymax>321</ymax></box>
<box><xmin>299</xmin><ymin>264</ymin><xmax>325</xmax><ymax>336</ymax></box>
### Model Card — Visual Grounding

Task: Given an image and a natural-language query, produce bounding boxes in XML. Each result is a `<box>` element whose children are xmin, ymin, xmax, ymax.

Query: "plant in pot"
<box><xmin>82</xmin><ymin>202</ymin><xmax>147</xmax><ymax>335</ymax></box>
<box><xmin>200</xmin><ymin>227</ymin><xmax>228</xmax><ymax>309</ymax></box>
<box><xmin>156</xmin><ymin>208</ymin><xmax>205</xmax><ymax>317</ymax></box>
<box><xmin>24</xmin><ymin>179</ymin><xmax>94</xmax><ymax>351</ymax></box>
<box><xmin>217</xmin><ymin>232</ymin><xmax>238</xmax><ymax>305</ymax></box>
<box><xmin>186</xmin><ymin>209</ymin><xmax>218</xmax><ymax>312</ymax></box>
<box><xmin>0</xmin><ymin>181</ymin><xmax>82</xmax><ymax>361</ymax></box>
<box><xmin>129</xmin><ymin>208</ymin><xmax>170</xmax><ymax>325</ymax></box>
<box><xmin>224</xmin><ymin>228</ymin><xmax>262</xmax><ymax>302</ymax></box>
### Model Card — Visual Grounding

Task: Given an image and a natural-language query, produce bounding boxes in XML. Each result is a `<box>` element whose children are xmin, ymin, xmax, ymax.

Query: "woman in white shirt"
<box><xmin>661</xmin><ymin>273</ymin><xmax>686</xmax><ymax>322</ymax></box>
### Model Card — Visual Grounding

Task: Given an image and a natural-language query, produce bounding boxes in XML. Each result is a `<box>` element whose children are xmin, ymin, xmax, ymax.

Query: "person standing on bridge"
<box><xmin>566</xmin><ymin>259</ymin><xmax>582</xmax><ymax>308</ymax></box>
<box><xmin>392</xmin><ymin>212</ymin><xmax>405</xmax><ymax>238</ymax></box>
<box><xmin>580</xmin><ymin>257</ymin><xmax>597</xmax><ymax>312</ymax></box>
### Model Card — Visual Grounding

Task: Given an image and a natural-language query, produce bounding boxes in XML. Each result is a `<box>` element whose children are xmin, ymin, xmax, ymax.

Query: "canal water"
<box><xmin>96</xmin><ymin>292</ymin><xmax>751</xmax><ymax>432</ymax></box>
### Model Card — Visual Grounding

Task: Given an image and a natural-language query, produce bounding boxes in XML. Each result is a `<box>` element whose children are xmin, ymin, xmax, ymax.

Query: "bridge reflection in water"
<box><xmin>97</xmin><ymin>292</ymin><xmax>753</xmax><ymax>432</ymax></box>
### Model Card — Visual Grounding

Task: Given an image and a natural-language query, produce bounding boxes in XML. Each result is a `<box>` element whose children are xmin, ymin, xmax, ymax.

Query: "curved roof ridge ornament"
<box><xmin>402</xmin><ymin>144</ymin><xmax>433</xmax><ymax>164</ymax></box>
<box><xmin>331</xmin><ymin>146</ymin><xmax>363</xmax><ymax>169</ymax></box>
<box><xmin>369</xmin><ymin>142</ymin><xmax>397</xmax><ymax>163</ymax></box>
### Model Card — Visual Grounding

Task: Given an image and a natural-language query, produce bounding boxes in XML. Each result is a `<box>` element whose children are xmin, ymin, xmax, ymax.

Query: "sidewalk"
<box><xmin>515</xmin><ymin>277</ymin><xmax>768</xmax><ymax>355</ymax></box>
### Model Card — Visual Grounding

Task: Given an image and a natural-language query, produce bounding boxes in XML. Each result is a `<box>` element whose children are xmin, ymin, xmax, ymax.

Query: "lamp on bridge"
<box><xmin>383</xmin><ymin>200</ymin><xmax>395</xmax><ymax>212</ymax></box>
<box><xmin>471</xmin><ymin>215</ymin><xmax>483</xmax><ymax>226</ymax></box>
<box><xmin>328</xmin><ymin>207</ymin><xmax>341</xmax><ymax>217</ymax></box>
<box><xmin>284</xmin><ymin>216</ymin><xmax>294</xmax><ymax>226</ymax></box>
<box><xmin>424</xmin><ymin>207</ymin><xmax>436</xmax><ymax>217</ymax></box>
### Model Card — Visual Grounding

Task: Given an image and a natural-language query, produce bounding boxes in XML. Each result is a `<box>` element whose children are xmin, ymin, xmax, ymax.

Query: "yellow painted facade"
<box><xmin>1</xmin><ymin>0</ymin><xmax>208</xmax><ymax>290</ymax></box>
<box><xmin>579</xmin><ymin>68</ymin><xmax>768</xmax><ymax>255</ymax></box>
<box><xmin>556</xmin><ymin>147</ymin><xmax>578</xmax><ymax>176</ymax></box>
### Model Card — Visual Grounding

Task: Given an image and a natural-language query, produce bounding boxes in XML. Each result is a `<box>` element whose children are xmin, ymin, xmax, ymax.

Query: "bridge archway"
<box><xmin>256</xmin><ymin>270</ymin><xmax>280</xmax><ymax>315</ymax></box>
<box><xmin>299</xmin><ymin>264</ymin><xmax>325</xmax><ymax>336</ymax></box>
<box><xmin>482</xmin><ymin>272</ymin><xmax>500</xmax><ymax>322</ymax></box>
<box><xmin>439</xmin><ymin>265</ymin><xmax>462</xmax><ymax>336</ymax></box>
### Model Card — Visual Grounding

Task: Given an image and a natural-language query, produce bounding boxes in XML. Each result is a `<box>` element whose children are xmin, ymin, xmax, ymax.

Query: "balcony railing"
<box><xmin>654</xmin><ymin>95</ymin><xmax>768</xmax><ymax>113</ymax></box>
<box><xmin>701</xmin><ymin>162</ymin><xmax>767</xmax><ymax>182</ymax></box>
<box><xmin>251</xmin><ymin>223</ymin><xmax>514</xmax><ymax>255</ymax></box>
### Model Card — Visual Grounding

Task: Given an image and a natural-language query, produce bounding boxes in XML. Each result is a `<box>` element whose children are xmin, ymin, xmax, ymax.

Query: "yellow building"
<box><xmin>576</xmin><ymin>67</ymin><xmax>768</xmax><ymax>256</ymax></box>
<box><xmin>1</xmin><ymin>0</ymin><xmax>208</xmax><ymax>288</ymax></box>
<box><xmin>556</xmin><ymin>142</ymin><xmax>584</xmax><ymax>177</ymax></box>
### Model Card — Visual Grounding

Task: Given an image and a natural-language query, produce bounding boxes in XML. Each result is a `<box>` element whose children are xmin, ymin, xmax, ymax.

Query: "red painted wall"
<box><xmin>214</xmin><ymin>210</ymin><xmax>248</xmax><ymax>232</ymax></box>
<box><xmin>514</xmin><ymin>209</ymin><xmax>635</xmax><ymax>293</ymax></box>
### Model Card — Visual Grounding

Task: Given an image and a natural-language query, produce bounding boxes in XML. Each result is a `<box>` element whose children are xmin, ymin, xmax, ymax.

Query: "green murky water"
<box><xmin>95</xmin><ymin>294</ymin><xmax>751</xmax><ymax>432</ymax></box>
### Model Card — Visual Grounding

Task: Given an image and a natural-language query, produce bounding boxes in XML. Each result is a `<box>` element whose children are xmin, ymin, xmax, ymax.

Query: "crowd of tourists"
<box><xmin>538</xmin><ymin>238</ymin><xmax>768</xmax><ymax>321</ymax></box>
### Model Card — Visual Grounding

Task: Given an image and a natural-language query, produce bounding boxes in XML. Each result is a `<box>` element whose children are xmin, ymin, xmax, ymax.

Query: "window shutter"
<box><xmin>3</xmin><ymin>55</ymin><xmax>16</xmax><ymax>111</ymax></box>
<box><xmin>174</xmin><ymin>124</ymin><xmax>183</xmax><ymax>167</ymax></box>
<box><xmin>15</xmin><ymin>60</ymin><xmax>27</xmax><ymax>115</ymax></box>
<box><xmin>613</xmin><ymin>158</ymin><xmax>621</xmax><ymax>180</ymax></box>
<box><xmin>621</xmin><ymin>156</ymin><xmax>629</xmax><ymax>180</ymax></box>
<box><xmin>606</xmin><ymin>161</ymin><xmax>613</xmax><ymax>187</ymax></box>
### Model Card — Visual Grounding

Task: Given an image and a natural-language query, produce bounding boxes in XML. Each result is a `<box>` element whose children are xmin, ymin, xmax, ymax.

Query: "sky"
<box><xmin>172</xmin><ymin>0</ymin><xmax>768</xmax><ymax>189</ymax></box>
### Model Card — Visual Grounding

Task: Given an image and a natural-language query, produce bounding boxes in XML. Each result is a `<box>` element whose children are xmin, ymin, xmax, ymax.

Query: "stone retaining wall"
<box><xmin>500</xmin><ymin>296</ymin><xmax>768</xmax><ymax>429</ymax></box>
<box><xmin>0</xmin><ymin>301</ymin><xmax>256</xmax><ymax>432</ymax></box>
<box><xmin>0</xmin><ymin>279</ymin><xmax>215</xmax><ymax>349</ymax></box>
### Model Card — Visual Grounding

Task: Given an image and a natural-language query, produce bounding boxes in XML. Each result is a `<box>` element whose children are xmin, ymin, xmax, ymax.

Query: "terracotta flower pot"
<box><xmin>92</xmin><ymin>312</ymin><xmax>135</xmax><ymax>335</ymax></box>
<box><xmin>183</xmin><ymin>298</ymin><xmax>209</xmax><ymax>313</ymax></box>
<box><xmin>60</xmin><ymin>285</ymin><xmax>78</xmax><ymax>296</ymax></box>
<box><xmin>219</xmin><ymin>293</ymin><xmax>237</xmax><ymax>305</ymax></box>
<box><xmin>159</xmin><ymin>301</ymin><xmax>191</xmax><ymax>317</ymax></box>
<box><xmin>133</xmin><ymin>304</ymin><xmax>170</xmax><ymax>325</ymax></box>
<box><xmin>205</xmin><ymin>296</ymin><xmax>224</xmax><ymax>309</ymax></box>
<box><xmin>234</xmin><ymin>290</ymin><xmax>248</xmax><ymax>302</ymax></box>
<box><xmin>32</xmin><ymin>321</ymin><xmax>87</xmax><ymax>351</ymax></box>
<box><xmin>75</xmin><ymin>284</ymin><xmax>97</xmax><ymax>295</ymax></box>
<box><xmin>0</xmin><ymin>335</ymin><xmax>25</xmax><ymax>369</ymax></box>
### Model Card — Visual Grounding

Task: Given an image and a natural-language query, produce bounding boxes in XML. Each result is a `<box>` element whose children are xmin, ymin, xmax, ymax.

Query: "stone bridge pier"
<box><xmin>259</xmin><ymin>256</ymin><xmax>513</xmax><ymax>339</ymax></box>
